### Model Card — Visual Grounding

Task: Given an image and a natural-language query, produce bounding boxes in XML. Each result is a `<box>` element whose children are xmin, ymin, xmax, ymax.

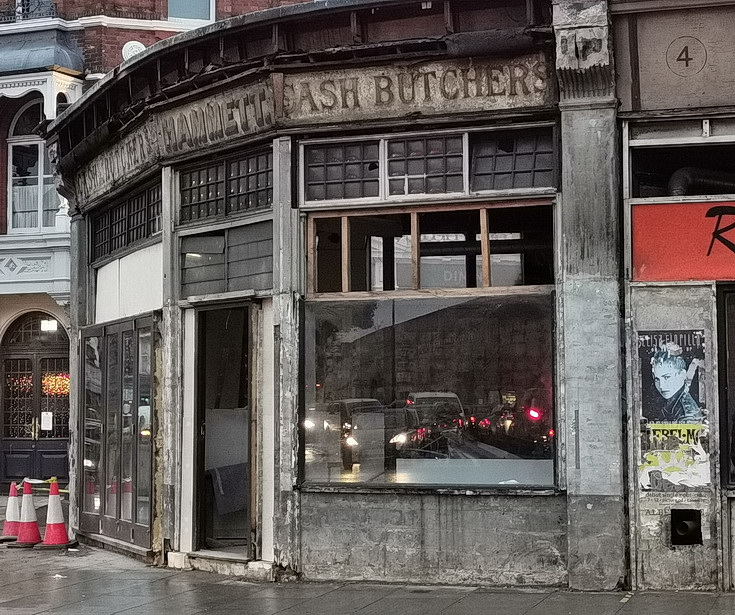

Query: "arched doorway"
<box><xmin>0</xmin><ymin>312</ymin><xmax>69</xmax><ymax>486</ymax></box>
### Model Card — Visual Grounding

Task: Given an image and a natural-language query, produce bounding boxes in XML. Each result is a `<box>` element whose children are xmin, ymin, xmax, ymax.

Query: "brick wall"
<box><xmin>78</xmin><ymin>26</ymin><xmax>177</xmax><ymax>72</ymax></box>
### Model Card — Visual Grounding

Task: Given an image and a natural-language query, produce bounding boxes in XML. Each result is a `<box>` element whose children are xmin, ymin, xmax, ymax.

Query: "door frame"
<box><xmin>193</xmin><ymin>303</ymin><xmax>254</xmax><ymax>555</ymax></box>
<box><xmin>0</xmin><ymin>312</ymin><xmax>70</xmax><ymax>487</ymax></box>
<box><xmin>78</xmin><ymin>315</ymin><xmax>155</xmax><ymax>547</ymax></box>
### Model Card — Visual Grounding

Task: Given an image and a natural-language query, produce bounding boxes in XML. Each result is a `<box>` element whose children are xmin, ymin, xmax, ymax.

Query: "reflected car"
<box><xmin>468</xmin><ymin>389</ymin><xmax>554</xmax><ymax>458</ymax></box>
<box><xmin>326</xmin><ymin>398</ymin><xmax>384</xmax><ymax>470</ymax></box>
<box><xmin>387</xmin><ymin>392</ymin><xmax>466</xmax><ymax>461</ymax></box>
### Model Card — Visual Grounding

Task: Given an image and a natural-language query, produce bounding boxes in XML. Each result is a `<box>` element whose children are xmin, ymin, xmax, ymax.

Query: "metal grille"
<box><xmin>305</xmin><ymin>142</ymin><xmax>380</xmax><ymax>201</ymax></box>
<box><xmin>179</xmin><ymin>149</ymin><xmax>273</xmax><ymax>223</ymax></box>
<box><xmin>3</xmin><ymin>359</ymin><xmax>33</xmax><ymax>438</ymax></box>
<box><xmin>387</xmin><ymin>136</ymin><xmax>463</xmax><ymax>196</ymax></box>
<box><xmin>470</xmin><ymin>129</ymin><xmax>555</xmax><ymax>191</ymax></box>
<box><xmin>0</xmin><ymin>0</ymin><xmax>56</xmax><ymax>22</ymax></box>
<box><xmin>91</xmin><ymin>181</ymin><xmax>162</xmax><ymax>262</ymax></box>
<box><xmin>40</xmin><ymin>358</ymin><xmax>70</xmax><ymax>439</ymax></box>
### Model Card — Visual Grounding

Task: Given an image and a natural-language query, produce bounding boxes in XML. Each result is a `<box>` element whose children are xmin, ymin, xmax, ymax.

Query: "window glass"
<box><xmin>387</xmin><ymin>136</ymin><xmax>463</xmax><ymax>196</ymax></box>
<box><xmin>169</xmin><ymin>0</ymin><xmax>210</xmax><ymax>20</ymax></box>
<box><xmin>304</xmin><ymin>294</ymin><xmax>555</xmax><ymax>487</ymax></box>
<box><xmin>83</xmin><ymin>337</ymin><xmax>102</xmax><ymax>515</ymax></box>
<box><xmin>92</xmin><ymin>182</ymin><xmax>162</xmax><ymax>261</ymax></box>
<box><xmin>470</xmin><ymin>129</ymin><xmax>555</xmax><ymax>191</ymax></box>
<box><xmin>305</xmin><ymin>142</ymin><xmax>379</xmax><ymax>202</ymax></box>
<box><xmin>9</xmin><ymin>103</ymin><xmax>59</xmax><ymax>231</ymax></box>
<box><xmin>179</xmin><ymin>149</ymin><xmax>272</xmax><ymax>223</ymax></box>
<box><xmin>11</xmin><ymin>103</ymin><xmax>42</xmax><ymax>137</ymax></box>
<box><xmin>105</xmin><ymin>334</ymin><xmax>120</xmax><ymax>516</ymax></box>
<box><xmin>137</xmin><ymin>329</ymin><xmax>152</xmax><ymax>525</ymax></box>
<box><xmin>120</xmin><ymin>331</ymin><xmax>135</xmax><ymax>522</ymax></box>
<box><xmin>631</xmin><ymin>144</ymin><xmax>735</xmax><ymax>198</ymax></box>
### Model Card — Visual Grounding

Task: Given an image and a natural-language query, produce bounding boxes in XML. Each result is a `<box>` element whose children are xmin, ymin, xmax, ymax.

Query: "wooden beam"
<box><xmin>411</xmin><ymin>211</ymin><xmax>420</xmax><ymax>290</ymax></box>
<box><xmin>307</xmin><ymin>215</ymin><xmax>316</xmax><ymax>294</ymax></box>
<box><xmin>341</xmin><ymin>216</ymin><xmax>351</xmax><ymax>292</ymax></box>
<box><xmin>480</xmin><ymin>208</ymin><xmax>491</xmax><ymax>287</ymax></box>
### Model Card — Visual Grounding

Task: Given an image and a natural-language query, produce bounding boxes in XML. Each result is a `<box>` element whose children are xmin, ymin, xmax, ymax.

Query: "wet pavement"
<box><xmin>0</xmin><ymin>544</ymin><xmax>733</xmax><ymax>615</ymax></box>
<box><xmin>1</xmin><ymin>494</ymin><xmax>735</xmax><ymax>614</ymax></box>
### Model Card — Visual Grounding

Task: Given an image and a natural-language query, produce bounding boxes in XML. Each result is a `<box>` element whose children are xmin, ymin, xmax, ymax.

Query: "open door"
<box><xmin>196</xmin><ymin>306</ymin><xmax>251</xmax><ymax>556</ymax></box>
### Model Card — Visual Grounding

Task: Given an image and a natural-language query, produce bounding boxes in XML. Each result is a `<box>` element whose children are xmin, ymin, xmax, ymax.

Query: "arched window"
<box><xmin>7</xmin><ymin>100</ymin><xmax>60</xmax><ymax>231</ymax></box>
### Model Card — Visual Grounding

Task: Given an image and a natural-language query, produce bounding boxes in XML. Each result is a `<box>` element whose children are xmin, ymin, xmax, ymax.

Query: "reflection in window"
<box><xmin>83</xmin><ymin>337</ymin><xmax>102</xmax><ymax>514</ymax></box>
<box><xmin>137</xmin><ymin>329</ymin><xmax>152</xmax><ymax>525</ymax></box>
<box><xmin>303</xmin><ymin>294</ymin><xmax>555</xmax><ymax>487</ymax></box>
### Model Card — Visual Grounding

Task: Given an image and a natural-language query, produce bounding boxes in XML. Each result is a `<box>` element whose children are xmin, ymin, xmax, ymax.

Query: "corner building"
<box><xmin>46</xmin><ymin>0</ymin><xmax>626</xmax><ymax>589</ymax></box>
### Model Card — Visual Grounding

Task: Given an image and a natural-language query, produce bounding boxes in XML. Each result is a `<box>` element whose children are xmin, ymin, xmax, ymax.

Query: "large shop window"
<box><xmin>303</xmin><ymin>293</ymin><xmax>555</xmax><ymax>487</ymax></box>
<box><xmin>91</xmin><ymin>182</ymin><xmax>162</xmax><ymax>262</ymax></box>
<box><xmin>80</xmin><ymin>318</ymin><xmax>154</xmax><ymax>547</ymax></box>
<box><xmin>302</xmin><ymin>127</ymin><xmax>555</xmax><ymax>205</ymax></box>
<box><xmin>8</xmin><ymin>100</ymin><xmax>60</xmax><ymax>232</ymax></box>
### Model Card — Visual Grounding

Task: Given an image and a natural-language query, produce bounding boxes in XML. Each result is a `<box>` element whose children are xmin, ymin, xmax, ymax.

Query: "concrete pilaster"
<box><xmin>271</xmin><ymin>136</ymin><xmax>302</xmax><ymax>572</ymax></box>
<box><xmin>554</xmin><ymin>0</ymin><xmax>626</xmax><ymax>589</ymax></box>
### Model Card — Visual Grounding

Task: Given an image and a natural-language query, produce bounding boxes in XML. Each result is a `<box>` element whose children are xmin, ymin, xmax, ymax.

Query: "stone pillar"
<box><xmin>553</xmin><ymin>0</ymin><xmax>627</xmax><ymax>590</ymax></box>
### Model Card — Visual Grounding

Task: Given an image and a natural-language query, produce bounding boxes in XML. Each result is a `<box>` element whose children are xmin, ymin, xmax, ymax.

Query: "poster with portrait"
<box><xmin>637</xmin><ymin>330</ymin><xmax>710</xmax><ymax>491</ymax></box>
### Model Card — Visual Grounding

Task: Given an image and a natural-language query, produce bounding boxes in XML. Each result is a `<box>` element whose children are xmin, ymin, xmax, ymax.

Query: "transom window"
<box><xmin>91</xmin><ymin>182</ymin><xmax>162</xmax><ymax>262</ymax></box>
<box><xmin>179</xmin><ymin>148</ymin><xmax>273</xmax><ymax>224</ymax></box>
<box><xmin>302</xmin><ymin>127</ymin><xmax>556</xmax><ymax>205</ymax></box>
<box><xmin>307</xmin><ymin>203</ymin><xmax>554</xmax><ymax>293</ymax></box>
<box><xmin>7</xmin><ymin>100</ymin><xmax>60</xmax><ymax>232</ymax></box>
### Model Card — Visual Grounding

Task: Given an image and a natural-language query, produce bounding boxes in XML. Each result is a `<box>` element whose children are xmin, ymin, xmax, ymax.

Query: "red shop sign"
<box><xmin>632</xmin><ymin>201</ymin><xmax>735</xmax><ymax>281</ymax></box>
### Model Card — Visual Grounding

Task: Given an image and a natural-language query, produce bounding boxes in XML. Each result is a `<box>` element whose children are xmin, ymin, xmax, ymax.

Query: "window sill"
<box><xmin>297</xmin><ymin>483</ymin><xmax>563</xmax><ymax>497</ymax></box>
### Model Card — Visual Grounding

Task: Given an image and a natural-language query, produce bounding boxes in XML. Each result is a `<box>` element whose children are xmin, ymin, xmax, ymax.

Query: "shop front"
<box><xmin>46</xmin><ymin>0</ymin><xmax>626</xmax><ymax>589</ymax></box>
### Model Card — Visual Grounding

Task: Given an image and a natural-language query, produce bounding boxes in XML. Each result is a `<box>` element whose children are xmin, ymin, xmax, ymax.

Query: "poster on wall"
<box><xmin>637</xmin><ymin>330</ymin><xmax>710</xmax><ymax>491</ymax></box>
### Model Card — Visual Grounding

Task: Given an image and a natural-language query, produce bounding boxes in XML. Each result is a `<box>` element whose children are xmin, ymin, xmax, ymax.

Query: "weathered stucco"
<box><xmin>629</xmin><ymin>284</ymin><xmax>720</xmax><ymax>590</ymax></box>
<box><xmin>300</xmin><ymin>492</ymin><xmax>568</xmax><ymax>586</ymax></box>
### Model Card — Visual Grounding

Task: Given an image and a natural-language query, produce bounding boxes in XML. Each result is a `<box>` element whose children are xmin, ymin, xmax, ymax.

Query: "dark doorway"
<box><xmin>0</xmin><ymin>312</ymin><xmax>69</xmax><ymax>487</ymax></box>
<box><xmin>719</xmin><ymin>289</ymin><xmax>735</xmax><ymax>487</ymax></box>
<box><xmin>196</xmin><ymin>306</ymin><xmax>251</xmax><ymax>556</ymax></box>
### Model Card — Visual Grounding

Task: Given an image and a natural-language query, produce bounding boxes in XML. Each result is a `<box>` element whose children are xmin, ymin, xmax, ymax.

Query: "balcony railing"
<box><xmin>0</xmin><ymin>0</ymin><xmax>56</xmax><ymax>22</ymax></box>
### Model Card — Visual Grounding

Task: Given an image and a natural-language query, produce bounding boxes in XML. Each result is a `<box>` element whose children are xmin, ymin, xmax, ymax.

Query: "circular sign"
<box><xmin>122</xmin><ymin>40</ymin><xmax>146</xmax><ymax>61</ymax></box>
<box><xmin>666</xmin><ymin>37</ymin><xmax>707</xmax><ymax>76</ymax></box>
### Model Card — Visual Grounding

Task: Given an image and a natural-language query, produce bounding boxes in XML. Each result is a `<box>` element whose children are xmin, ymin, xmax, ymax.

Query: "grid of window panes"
<box><xmin>180</xmin><ymin>162</ymin><xmax>225</xmax><ymax>221</ymax></box>
<box><xmin>470</xmin><ymin>129</ymin><xmax>554</xmax><ymax>191</ymax></box>
<box><xmin>304</xmin><ymin>142</ymin><xmax>380</xmax><ymax>201</ymax></box>
<box><xmin>387</xmin><ymin>136</ymin><xmax>464</xmax><ymax>196</ymax></box>
<box><xmin>92</xmin><ymin>183</ymin><xmax>162</xmax><ymax>262</ymax></box>
<box><xmin>227</xmin><ymin>150</ymin><xmax>273</xmax><ymax>213</ymax></box>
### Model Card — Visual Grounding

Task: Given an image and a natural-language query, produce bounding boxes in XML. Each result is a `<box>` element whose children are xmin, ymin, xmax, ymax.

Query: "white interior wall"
<box><xmin>95</xmin><ymin>243</ymin><xmax>163</xmax><ymax>323</ymax></box>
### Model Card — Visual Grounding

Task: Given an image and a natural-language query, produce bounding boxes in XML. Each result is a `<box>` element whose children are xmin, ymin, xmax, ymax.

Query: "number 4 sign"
<box><xmin>666</xmin><ymin>36</ymin><xmax>707</xmax><ymax>76</ymax></box>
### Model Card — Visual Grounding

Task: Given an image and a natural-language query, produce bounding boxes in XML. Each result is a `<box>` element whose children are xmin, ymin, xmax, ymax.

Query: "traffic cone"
<box><xmin>7</xmin><ymin>480</ymin><xmax>41</xmax><ymax>548</ymax></box>
<box><xmin>0</xmin><ymin>482</ymin><xmax>20</xmax><ymax>542</ymax></box>
<box><xmin>36</xmin><ymin>481</ymin><xmax>75</xmax><ymax>549</ymax></box>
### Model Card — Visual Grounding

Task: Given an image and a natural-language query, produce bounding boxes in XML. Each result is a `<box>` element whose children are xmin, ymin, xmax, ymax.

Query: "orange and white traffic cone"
<box><xmin>7</xmin><ymin>480</ymin><xmax>41</xmax><ymax>548</ymax></box>
<box><xmin>0</xmin><ymin>482</ymin><xmax>20</xmax><ymax>542</ymax></box>
<box><xmin>36</xmin><ymin>480</ymin><xmax>75</xmax><ymax>549</ymax></box>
